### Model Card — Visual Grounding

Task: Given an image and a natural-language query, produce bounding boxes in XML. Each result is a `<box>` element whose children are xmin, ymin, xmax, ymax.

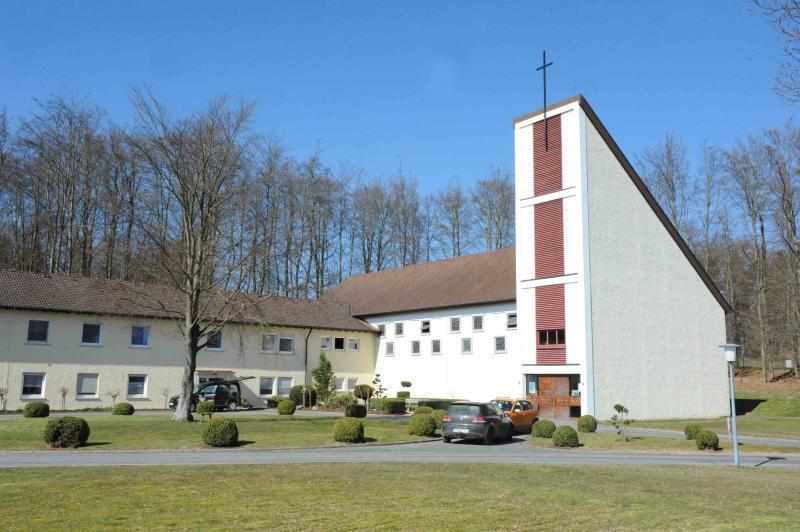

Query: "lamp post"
<box><xmin>720</xmin><ymin>343</ymin><xmax>741</xmax><ymax>467</ymax></box>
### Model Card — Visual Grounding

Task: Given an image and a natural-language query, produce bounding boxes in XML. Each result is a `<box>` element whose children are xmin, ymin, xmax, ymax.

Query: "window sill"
<box><xmin>130</xmin><ymin>345</ymin><xmax>151</xmax><ymax>349</ymax></box>
<box><xmin>278</xmin><ymin>351</ymin><xmax>295</xmax><ymax>355</ymax></box>
<box><xmin>76</xmin><ymin>396</ymin><xmax>100</xmax><ymax>400</ymax></box>
<box><xmin>125</xmin><ymin>396</ymin><xmax>149</xmax><ymax>400</ymax></box>
<box><xmin>20</xmin><ymin>395</ymin><xmax>45</xmax><ymax>400</ymax></box>
<box><xmin>25</xmin><ymin>341</ymin><xmax>50</xmax><ymax>346</ymax></box>
<box><xmin>261</xmin><ymin>350</ymin><xmax>278</xmax><ymax>354</ymax></box>
<box><xmin>205</xmin><ymin>348</ymin><xmax>224</xmax><ymax>352</ymax></box>
<box><xmin>80</xmin><ymin>343</ymin><xmax>102</xmax><ymax>348</ymax></box>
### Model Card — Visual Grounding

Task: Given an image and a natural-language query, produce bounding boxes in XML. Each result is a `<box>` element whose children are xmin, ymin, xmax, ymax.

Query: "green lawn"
<box><xmin>1</xmin><ymin>463</ymin><xmax>797</xmax><ymax>529</ymax></box>
<box><xmin>529</xmin><ymin>431</ymin><xmax>798</xmax><ymax>455</ymax></box>
<box><xmin>0</xmin><ymin>414</ymin><xmax>430</xmax><ymax>450</ymax></box>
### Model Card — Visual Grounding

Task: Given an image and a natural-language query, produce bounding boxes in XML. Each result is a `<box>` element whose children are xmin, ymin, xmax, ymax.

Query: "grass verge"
<box><xmin>0</xmin><ymin>414</ymin><xmax>429</xmax><ymax>450</ymax></box>
<box><xmin>1</xmin><ymin>463</ymin><xmax>797</xmax><ymax>529</ymax></box>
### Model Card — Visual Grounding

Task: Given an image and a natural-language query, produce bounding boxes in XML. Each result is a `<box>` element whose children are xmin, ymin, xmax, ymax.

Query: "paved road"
<box><xmin>2</xmin><ymin>436</ymin><xmax>798</xmax><ymax>469</ymax></box>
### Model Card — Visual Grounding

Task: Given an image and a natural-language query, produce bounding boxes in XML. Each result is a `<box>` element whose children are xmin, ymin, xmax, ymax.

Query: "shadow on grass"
<box><xmin>237</xmin><ymin>440</ymin><xmax>256</xmax><ymax>447</ymax></box>
<box><xmin>83</xmin><ymin>442</ymin><xmax>111</xmax><ymax>447</ymax></box>
<box><xmin>735</xmin><ymin>398</ymin><xmax>766</xmax><ymax>415</ymax></box>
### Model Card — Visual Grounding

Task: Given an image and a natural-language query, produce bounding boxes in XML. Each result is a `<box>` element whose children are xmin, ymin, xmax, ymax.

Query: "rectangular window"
<box><xmin>206</xmin><ymin>330</ymin><xmax>223</xmax><ymax>350</ymax></box>
<box><xmin>421</xmin><ymin>320</ymin><xmax>430</xmax><ymax>334</ymax></box>
<box><xmin>385</xmin><ymin>341</ymin><xmax>394</xmax><ymax>356</ymax></box>
<box><xmin>378</xmin><ymin>324</ymin><xmax>385</xmax><ymax>337</ymax></box>
<box><xmin>320</xmin><ymin>336</ymin><xmax>332</xmax><ymax>350</ymax></box>
<box><xmin>348</xmin><ymin>338</ymin><xmax>359</xmax><ymax>351</ymax></box>
<box><xmin>81</xmin><ymin>323</ymin><xmax>102</xmax><ymax>345</ymax></box>
<box><xmin>335</xmin><ymin>377</ymin><xmax>345</xmax><ymax>391</ymax></box>
<box><xmin>259</xmin><ymin>377</ymin><xmax>274</xmax><ymax>396</ymax></box>
<box><xmin>22</xmin><ymin>373</ymin><xmax>45</xmax><ymax>397</ymax></box>
<box><xmin>26</xmin><ymin>320</ymin><xmax>49</xmax><ymax>343</ymax></box>
<box><xmin>347</xmin><ymin>378</ymin><xmax>358</xmax><ymax>390</ymax></box>
<box><xmin>277</xmin><ymin>377</ymin><xmax>292</xmax><ymax>396</ymax></box>
<box><xmin>131</xmin><ymin>326</ymin><xmax>150</xmax><ymax>347</ymax></box>
<box><xmin>127</xmin><ymin>375</ymin><xmax>147</xmax><ymax>397</ymax></box>
<box><xmin>76</xmin><ymin>373</ymin><xmax>99</xmax><ymax>397</ymax></box>
<box><xmin>472</xmin><ymin>315</ymin><xmax>483</xmax><ymax>331</ymax></box>
<box><xmin>494</xmin><ymin>336</ymin><xmax>506</xmax><ymax>353</ymax></box>
<box><xmin>395</xmin><ymin>322</ymin><xmax>404</xmax><ymax>336</ymax></box>
<box><xmin>334</xmin><ymin>337</ymin><xmax>345</xmax><ymax>350</ymax></box>
<box><xmin>262</xmin><ymin>333</ymin><xmax>277</xmax><ymax>352</ymax></box>
<box><xmin>450</xmin><ymin>317</ymin><xmax>460</xmax><ymax>333</ymax></box>
<box><xmin>279</xmin><ymin>336</ymin><xmax>295</xmax><ymax>354</ymax></box>
<box><xmin>507</xmin><ymin>313</ymin><xmax>518</xmax><ymax>330</ymax></box>
<box><xmin>461</xmin><ymin>337</ymin><xmax>472</xmax><ymax>354</ymax></box>
<box><xmin>411</xmin><ymin>340</ymin><xmax>420</xmax><ymax>355</ymax></box>
<box><xmin>431</xmin><ymin>339</ymin><xmax>441</xmax><ymax>355</ymax></box>
<box><xmin>538</xmin><ymin>329</ymin><xmax>566</xmax><ymax>346</ymax></box>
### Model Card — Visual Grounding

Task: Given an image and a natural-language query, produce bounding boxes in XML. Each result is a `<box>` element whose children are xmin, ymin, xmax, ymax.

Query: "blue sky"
<box><xmin>0</xmin><ymin>1</ymin><xmax>794</xmax><ymax>192</ymax></box>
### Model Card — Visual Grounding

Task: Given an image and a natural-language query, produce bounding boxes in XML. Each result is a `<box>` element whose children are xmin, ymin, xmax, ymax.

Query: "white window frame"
<box><xmin>262</xmin><ymin>333</ymin><xmax>278</xmax><ymax>353</ymax></box>
<box><xmin>420</xmin><ymin>320</ymin><xmax>431</xmax><ymax>335</ymax></box>
<box><xmin>395</xmin><ymin>322</ymin><xmax>404</xmax><ymax>337</ymax></box>
<box><xmin>259</xmin><ymin>377</ymin><xmax>275</xmax><ymax>397</ymax></box>
<box><xmin>431</xmin><ymin>339</ymin><xmax>441</xmax><ymax>355</ymax></box>
<box><xmin>80</xmin><ymin>322</ymin><xmax>103</xmax><ymax>347</ymax></box>
<box><xmin>494</xmin><ymin>336</ymin><xmax>507</xmax><ymax>354</ymax></box>
<box><xmin>450</xmin><ymin>317</ymin><xmax>460</xmax><ymax>333</ymax></box>
<box><xmin>472</xmin><ymin>315</ymin><xmax>484</xmax><ymax>332</ymax></box>
<box><xmin>206</xmin><ymin>330</ymin><xmax>223</xmax><ymax>351</ymax></box>
<box><xmin>461</xmin><ymin>337</ymin><xmax>472</xmax><ymax>354</ymax></box>
<box><xmin>347</xmin><ymin>338</ymin><xmax>359</xmax><ymax>351</ymax></box>
<box><xmin>385</xmin><ymin>341</ymin><xmax>394</xmax><ymax>357</ymax></box>
<box><xmin>335</xmin><ymin>377</ymin><xmax>346</xmax><ymax>392</ymax></box>
<box><xmin>26</xmin><ymin>319</ymin><xmax>50</xmax><ymax>344</ymax></box>
<box><xmin>130</xmin><ymin>325</ymin><xmax>151</xmax><ymax>348</ymax></box>
<box><xmin>346</xmin><ymin>377</ymin><xmax>358</xmax><ymax>390</ymax></box>
<box><xmin>276</xmin><ymin>376</ymin><xmax>293</xmax><ymax>396</ymax></box>
<box><xmin>334</xmin><ymin>337</ymin><xmax>346</xmax><ymax>351</ymax></box>
<box><xmin>411</xmin><ymin>340</ymin><xmax>420</xmax><ymax>355</ymax></box>
<box><xmin>278</xmin><ymin>335</ymin><xmax>295</xmax><ymax>355</ymax></box>
<box><xmin>21</xmin><ymin>372</ymin><xmax>46</xmax><ymax>398</ymax></box>
<box><xmin>76</xmin><ymin>372</ymin><xmax>99</xmax><ymax>399</ymax></box>
<box><xmin>507</xmin><ymin>313</ymin><xmax>518</xmax><ymax>330</ymax></box>
<box><xmin>320</xmin><ymin>336</ymin><xmax>332</xmax><ymax>350</ymax></box>
<box><xmin>127</xmin><ymin>374</ymin><xmax>148</xmax><ymax>398</ymax></box>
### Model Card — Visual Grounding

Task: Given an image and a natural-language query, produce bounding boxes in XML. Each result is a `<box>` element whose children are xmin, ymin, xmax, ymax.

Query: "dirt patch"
<box><xmin>734</xmin><ymin>368</ymin><xmax>800</xmax><ymax>393</ymax></box>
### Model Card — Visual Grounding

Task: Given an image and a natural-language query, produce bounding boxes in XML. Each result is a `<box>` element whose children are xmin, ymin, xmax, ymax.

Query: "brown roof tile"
<box><xmin>0</xmin><ymin>270</ymin><xmax>376</xmax><ymax>333</ymax></box>
<box><xmin>325</xmin><ymin>247</ymin><xmax>516</xmax><ymax>317</ymax></box>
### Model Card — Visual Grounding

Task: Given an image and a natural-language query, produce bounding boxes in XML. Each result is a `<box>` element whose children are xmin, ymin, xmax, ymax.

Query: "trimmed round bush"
<box><xmin>289</xmin><ymin>385</ymin><xmax>304</xmax><ymax>405</ymax></box>
<box><xmin>532</xmin><ymin>419</ymin><xmax>557</xmax><ymax>438</ymax></box>
<box><xmin>577</xmin><ymin>415</ymin><xmax>597</xmax><ymax>433</ymax></box>
<box><xmin>334</xmin><ymin>417</ymin><xmax>364</xmax><ymax>443</ymax></box>
<box><xmin>277</xmin><ymin>399</ymin><xmax>296</xmax><ymax>415</ymax></box>
<box><xmin>112</xmin><ymin>402</ymin><xmax>135</xmax><ymax>416</ymax></box>
<box><xmin>43</xmin><ymin>417</ymin><xmax>90</xmax><ymax>448</ymax></box>
<box><xmin>696</xmin><ymin>430</ymin><xmax>719</xmax><ymax>450</ymax></box>
<box><xmin>432</xmin><ymin>409</ymin><xmax>446</xmax><ymax>429</ymax></box>
<box><xmin>353</xmin><ymin>384</ymin><xmax>374</xmax><ymax>402</ymax></box>
<box><xmin>684</xmin><ymin>423</ymin><xmax>704</xmax><ymax>440</ymax></box>
<box><xmin>382</xmin><ymin>399</ymin><xmax>406</xmax><ymax>415</ymax></box>
<box><xmin>408</xmin><ymin>413</ymin><xmax>437</xmax><ymax>436</ymax></box>
<box><xmin>553</xmin><ymin>425</ymin><xmax>579</xmax><ymax>448</ymax></box>
<box><xmin>345</xmin><ymin>403</ymin><xmax>367</xmax><ymax>418</ymax></box>
<box><xmin>24</xmin><ymin>402</ymin><xmax>49</xmax><ymax>418</ymax></box>
<box><xmin>414</xmin><ymin>406</ymin><xmax>434</xmax><ymax>415</ymax></box>
<box><xmin>202</xmin><ymin>418</ymin><xmax>239</xmax><ymax>447</ymax></box>
<box><xmin>196</xmin><ymin>400</ymin><xmax>215</xmax><ymax>417</ymax></box>
<box><xmin>396</xmin><ymin>391</ymin><xmax>410</xmax><ymax>399</ymax></box>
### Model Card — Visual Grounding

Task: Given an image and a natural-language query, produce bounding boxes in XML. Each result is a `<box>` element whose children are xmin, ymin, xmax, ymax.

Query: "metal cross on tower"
<box><xmin>536</xmin><ymin>50</ymin><xmax>554</xmax><ymax>151</ymax></box>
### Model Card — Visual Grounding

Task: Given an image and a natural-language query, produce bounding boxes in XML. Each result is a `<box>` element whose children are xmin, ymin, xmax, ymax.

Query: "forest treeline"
<box><xmin>0</xmin><ymin>94</ymin><xmax>797</xmax><ymax>379</ymax></box>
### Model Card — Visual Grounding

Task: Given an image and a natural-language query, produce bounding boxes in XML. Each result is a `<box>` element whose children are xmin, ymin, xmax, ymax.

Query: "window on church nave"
<box><xmin>395</xmin><ymin>323</ymin><xmax>404</xmax><ymax>336</ymax></box>
<box><xmin>420</xmin><ymin>320</ymin><xmax>430</xmax><ymax>334</ymax></box>
<box><xmin>411</xmin><ymin>340</ymin><xmax>420</xmax><ymax>355</ymax></box>
<box><xmin>378</xmin><ymin>325</ymin><xmax>385</xmax><ymax>337</ymax></box>
<box><xmin>472</xmin><ymin>315</ymin><xmax>483</xmax><ymax>331</ymax></box>
<box><xmin>538</xmin><ymin>329</ymin><xmax>566</xmax><ymax>346</ymax></box>
<box><xmin>334</xmin><ymin>337</ymin><xmax>345</xmax><ymax>350</ymax></box>
<box><xmin>461</xmin><ymin>337</ymin><xmax>472</xmax><ymax>354</ymax></box>
<box><xmin>507</xmin><ymin>313</ymin><xmax>517</xmax><ymax>330</ymax></box>
<box><xmin>431</xmin><ymin>339</ymin><xmax>441</xmax><ymax>354</ymax></box>
<box><xmin>494</xmin><ymin>336</ymin><xmax>506</xmax><ymax>353</ymax></box>
<box><xmin>385</xmin><ymin>342</ymin><xmax>394</xmax><ymax>356</ymax></box>
<box><xmin>450</xmin><ymin>317</ymin><xmax>460</xmax><ymax>333</ymax></box>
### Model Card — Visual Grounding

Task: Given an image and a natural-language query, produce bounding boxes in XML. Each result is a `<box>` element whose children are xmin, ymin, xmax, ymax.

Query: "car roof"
<box><xmin>450</xmin><ymin>401</ymin><xmax>489</xmax><ymax>407</ymax></box>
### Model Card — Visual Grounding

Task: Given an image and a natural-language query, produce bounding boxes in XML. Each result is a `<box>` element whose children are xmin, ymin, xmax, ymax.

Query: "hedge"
<box><xmin>43</xmin><ymin>417</ymin><xmax>90</xmax><ymax>448</ymax></box>
<box><xmin>112</xmin><ymin>402</ymin><xmax>135</xmax><ymax>416</ymax></box>
<box><xmin>345</xmin><ymin>404</ymin><xmax>367</xmax><ymax>418</ymax></box>
<box><xmin>289</xmin><ymin>385</ymin><xmax>304</xmax><ymax>405</ymax></box>
<box><xmin>382</xmin><ymin>398</ymin><xmax>407</xmax><ymax>415</ymax></box>
<box><xmin>432</xmin><ymin>409</ymin><xmax>447</xmax><ymax>429</ymax></box>
<box><xmin>532</xmin><ymin>419</ymin><xmax>557</xmax><ymax>438</ymax></box>
<box><xmin>23</xmin><ymin>402</ymin><xmax>49</xmax><ymax>418</ymax></box>
<box><xmin>334</xmin><ymin>417</ymin><xmax>364</xmax><ymax>443</ymax></box>
<box><xmin>577</xmin><ymin>415</ymin><xmax>597</xmax><ymax>433</ymax></box>
<box><xmin>416</xmin><ymin>399</ymin><xmax>459</xmax><ymax>411</ymax></box>
<box><xmin>684</xmin><ymin>423</ymin><xmax>704</xmax><ymax>440</ymax></box>
<box><xmin>553</xmin><ymin>425</ymin><xmax>579</xmax><ymax>448</ymax></box>
<box><xmin>202</xmin><ymin>418</ymin><xmax>239</xmax><ymax>447</ymax></box>
<box><xmin>277</xmin><ymin>399</ymin><xmax>296</xmax><ymax>415</ymax></box>
<box><xmin>408</xmin><ymin>413</ymin><xmax>437</xmax><ymax>436</ymax></box>
<box><xmin>396</xmin><ymin>391</ymin><xmax>410</xmax><ymax>399</ymax></box>
<box><xmin>414</xmin><ymin>406</ymin><xmax>434</xmax><ymax>415</ymax></box>
<box><xmin>696</xmin><ymin>430</ymin><xmax>719</xmax><ymax>450</ymax></box>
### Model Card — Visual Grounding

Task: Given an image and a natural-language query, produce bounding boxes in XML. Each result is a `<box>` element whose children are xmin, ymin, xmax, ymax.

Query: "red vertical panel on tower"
<box><xmin>534</xmin><ymin>199</ymin><xmax>564</xmax><ymax>278</ymax></box>
<box><xmin>536</xmin><ymin>284</ymin><xmax>566</xmax><ymax>364</ymax></box>
<box><xmin>532</xmin><ymin>114</ymin><xmax>562</xmax><ymax>196</ymax></box>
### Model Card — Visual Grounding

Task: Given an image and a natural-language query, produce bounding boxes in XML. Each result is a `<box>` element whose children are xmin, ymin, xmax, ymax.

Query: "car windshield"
<box><xmin>493</xmin><ymin>400</ymin><xmax>513</xmax><ymax>411</ymax></box>
<box><xmin>198</xmin><ymin>385</ymin><xmax>217</xmax><ymax>395</ymax></box>
<box><xmin>448</xmin><ymin>404</ymin><xmax>482</xmax><ymax>417</ymax></box>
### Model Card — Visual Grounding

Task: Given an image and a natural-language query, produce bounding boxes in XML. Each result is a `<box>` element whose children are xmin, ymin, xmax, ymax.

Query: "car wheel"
<box><xmin>506</xmin><ymin>425</ymin><xmax>514</xmax><ymax>441</ymax></box>
<box><xmin>443</xmin><ymin>436</ymin><xmax>452</xmax><ymax>443</ymax></box>
<box><xmin>226</xmin><ymin>401</ymin><xmax>238</xmax><ymax>411</ymax></box>
<box><xmin>484</xmin><ymin>427</ymin><xmax>495</xmax><ymax>445</ymax></box>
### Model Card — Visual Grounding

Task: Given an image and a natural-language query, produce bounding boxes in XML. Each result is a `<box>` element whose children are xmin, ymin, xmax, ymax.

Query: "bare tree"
<box><xmin>637</xmin><ymin>132</ymin><xmax>691</xmax><ymax>236</ymax></box>
<box><xmin>436</xmin><ymin>180</ymin><xmax>473</xmax><ymax>258</ymax></box>
<box><xmin>754</xmin><ymin>1</ymin><xmax>800</xmax><ymax>103</ymax></box>
<box><xmin>472</xmin><ymin>167</ymin><xmax>515</xmax><ymax>251</ymax></box>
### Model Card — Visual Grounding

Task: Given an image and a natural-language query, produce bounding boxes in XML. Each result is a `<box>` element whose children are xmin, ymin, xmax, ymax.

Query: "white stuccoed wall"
<box><xmin>584</xmin><ymin>114</ymin><xmax>729</xmax><ymax>420</ymax></box>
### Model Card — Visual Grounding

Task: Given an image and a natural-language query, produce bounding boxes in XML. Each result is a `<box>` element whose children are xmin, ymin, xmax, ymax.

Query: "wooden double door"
<box><xmin>528</xmin><ymin>375</ymin><xmax>580</xmax><ymax>419</ymax></box>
